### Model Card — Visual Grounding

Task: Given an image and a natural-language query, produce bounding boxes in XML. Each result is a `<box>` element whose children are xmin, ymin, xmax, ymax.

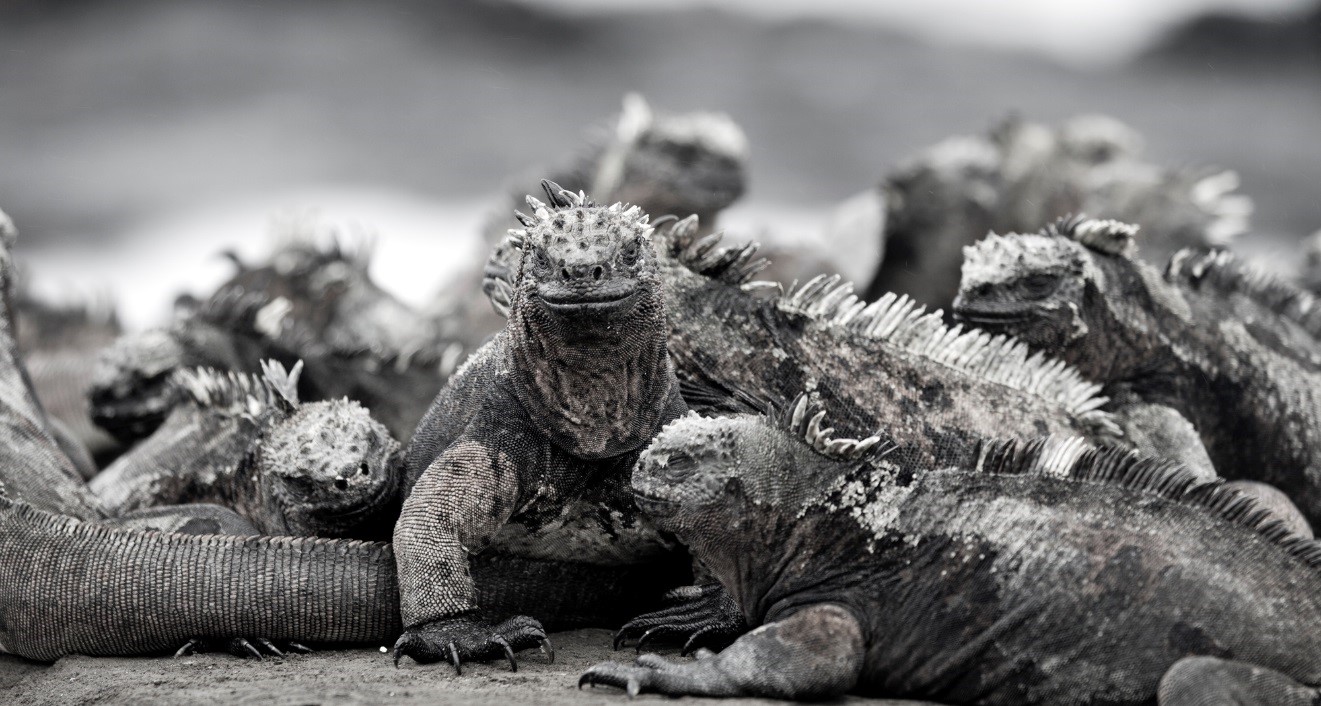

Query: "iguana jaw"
<box><xmin>534</xmin><ymin>279</ymin><xmax>641</xmax><ymax>317</ymax></box>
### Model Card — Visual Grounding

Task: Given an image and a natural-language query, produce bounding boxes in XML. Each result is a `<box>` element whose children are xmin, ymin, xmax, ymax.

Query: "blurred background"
<box><xmin>0</xmin><ymin>0</ymin><xmax>1317</xmax><ymax>327</ymax></box>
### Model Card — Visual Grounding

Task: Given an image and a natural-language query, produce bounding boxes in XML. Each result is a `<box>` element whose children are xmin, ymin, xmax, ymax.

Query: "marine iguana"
<box><xmin>90</xmin><ymin>360</ymin><xmax>404</xmax><ymax>540</ymax></box>
<box><xmin>581</xmin><ymin>401</ymin><xmax>1321</xmax><ymax>704</ymax></box>
<box><xmin>954</xmin><ymin>216</ymin><xmax>1321</xmax><ymax>529</ymax></box>
<box><xmin>855</xmin><ymin>114</ymin><xmax>1252</xmax><ymax>310</ymax></box>
<box><xmin>486</xmin><ymin>213</ymin><xmax>1133</xmax><ymax>653</ymax></box>
<box><xmin>90</xmin><ymin>229</ymin><xmax>455</xmax><ymax>445</ymax></box>
<box><xmin>391</xmin><ymin>182</ymin><xmax>690</xmax><ymax>672</ymax></box>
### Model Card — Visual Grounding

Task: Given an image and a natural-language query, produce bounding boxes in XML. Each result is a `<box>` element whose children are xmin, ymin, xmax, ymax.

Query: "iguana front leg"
<box><xmin>583</xmin><ymin>603</ymin><xmax>864</xmax><ymax>699</ymax></box>
<box><xmin>614</xmin><ymin>583</ymin><xmax>745</xmax><ymax>654</ymax></box>
<box><xmin>1113</xmin><ymin>400</ymin><xmax>1217</xmax><ymax>482</ymax></box>
<box><xmin>391</xmin><ymin>432</ymin><xmax>550</xmax><ymax>671</ymax></box>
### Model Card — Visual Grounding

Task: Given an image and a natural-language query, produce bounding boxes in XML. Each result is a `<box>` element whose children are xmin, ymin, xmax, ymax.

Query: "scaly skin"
<box><xmin>392</xmin><ymin>181</ymin><xmax>689</xmax><ymax>672</ymax></box>
<box><xmin>91</xmin><ymin>361</ymin><xmax>404</xmax><ymax>540</ymax></box>
<box><xmin>860</xmin><ymin>114</ymin><xmax>1252</xmax><ymax>310</ymax></box>
<box><xmin>583</xmin><ymin>404</ymin><xmax>1321</xmax><ymax>704</ymax></box>
<box><xmin>955</xmin><ymin>216</ymin><xmax>1321</xmax><ymax>530</ymax></box>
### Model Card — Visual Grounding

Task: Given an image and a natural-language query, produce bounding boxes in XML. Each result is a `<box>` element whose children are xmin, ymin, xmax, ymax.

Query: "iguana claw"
<box><xmin>390</xmin><ymin>615</ymin><xmax>548</xmax><ymax>672</ymax></box>
<box><xmin>173</xmin><ymin>636</ymin><xmax>310</xmax><ymax>660</ymax></box>
<box><xmin>615</xmin><ymin>583</ymin><xmax>745</xmax><ymax>653</ymax></box>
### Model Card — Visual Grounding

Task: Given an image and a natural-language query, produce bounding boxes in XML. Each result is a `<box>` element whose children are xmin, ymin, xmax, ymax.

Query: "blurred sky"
<box><xmin>538</xmin><ymin>0</ymin><xmax>1314</xmax><ymax>64</ymax></box>
<box><xmin>1</xmin><ymin>0</ymin><xmax>1317</xmax><ymax>327</ymax></box>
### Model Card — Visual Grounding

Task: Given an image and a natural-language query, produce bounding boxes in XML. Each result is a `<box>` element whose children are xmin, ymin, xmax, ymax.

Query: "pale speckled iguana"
<box><xmin>855</xmin><ymin>114</ymin><xmax>1253</xmax><ymax>310</ymax></box>
<box><xmin>90</xmin><ymin>360</ymin><xmax>404</xmax><ymax>540</ymax></box>
<box><xmin>391</xmin><ymin>182</ymin><xmax>690</xmax><ymax>672</ymax></box>
<box><xmin>954</xmin><ymin>216</ymin><xmax>1321</xmax><ymax>531</ymax></box>
<box><xmin>486</xmin><ymin>213</ymin><xmax>1139</xmax><ymax>654</ymax></box>
<box><xmin>581</xmin><ymin>401</ymin><xmax>1321</xmax><ymax>704</ymax></box>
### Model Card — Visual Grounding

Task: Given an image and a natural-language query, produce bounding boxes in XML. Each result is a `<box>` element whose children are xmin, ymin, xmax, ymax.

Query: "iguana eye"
<box><xmin>1018</xmin><ymin>273</ymin><xmax>1060</xmax><ymax>300</ymax></box>
<box><xmin>619</xmin><ymin>240</ymin><xmax>640</xmax><ymax>265</ymax></box>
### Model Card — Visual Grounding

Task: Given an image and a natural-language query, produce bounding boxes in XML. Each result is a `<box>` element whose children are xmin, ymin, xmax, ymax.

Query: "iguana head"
<box><xmin>633</xmin><ymin>397</ymin><xmax>887</xmax><ymax>540</ymax></box>
<box><xmin>195</xmin><ymin>360</ymin><xmax>405</xmax><ymax>539</ymax></box>
<box><xmin>507</xmin><ymin>179</ymin><xmax>658</xmax><ymax>326</ymax></box>
<box><xmin>953</xmin><ymin>216</ymin><xmax>1161</xmax><ymax>379</ymax></box>
<box><xmin>258</xmin><ymin>397</ymin><xmax>403</xmax><ymax>539</ymax></box>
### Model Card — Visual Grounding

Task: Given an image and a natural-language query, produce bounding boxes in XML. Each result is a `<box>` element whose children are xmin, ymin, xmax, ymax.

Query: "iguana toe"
<box><xmin>391</xmin><ymin>615</ymin><xmax>547</xmax><ymax>672</ymax></box>
<box><xmin>578</xmin><ymin>660</ymin><xmax>662</xmax><ymax>697</ymax></box>
<box><xmin>616</xmin><ymin>583</ymin><xmax>745</xmax><ymax>653</ymax></box>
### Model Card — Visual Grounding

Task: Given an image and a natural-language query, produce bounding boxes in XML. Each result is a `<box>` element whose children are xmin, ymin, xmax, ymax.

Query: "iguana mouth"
<box><xmin>537</xmin><ymin>287</ymin><xmax>639</xmax><ymax>313</ymax></box>
<box><xmin>630</xmin><ymin>491</ymin><xmax>679</xmax><ymax>519</ymax></box>
<box><xmin>951</xmin><ymin>308</ymin><xmax>1033</xmax><ymax>326</ymax></box>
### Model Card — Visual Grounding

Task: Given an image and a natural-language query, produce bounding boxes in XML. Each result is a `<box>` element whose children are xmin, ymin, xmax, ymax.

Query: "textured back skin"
<box><xmin>0</xmin><ymin>496</ymin><xmax>401</xmax><ymax>661</ymax></box>
<box><xmin>653</xmin><ymin>221</ymin><xmax>1118</xmax><ymax>472</ymax></box>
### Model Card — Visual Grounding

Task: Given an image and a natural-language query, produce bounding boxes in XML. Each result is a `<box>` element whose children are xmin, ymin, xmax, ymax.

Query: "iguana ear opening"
<box><xmin>1045</xmin><ymin>214</ymin><xmax>1140</xmax><ymax>259</ymax></box>
<box><xmin>260</xmin><ymin>359</ymin><xmax>302</xmax><ymax>414</ymax></box>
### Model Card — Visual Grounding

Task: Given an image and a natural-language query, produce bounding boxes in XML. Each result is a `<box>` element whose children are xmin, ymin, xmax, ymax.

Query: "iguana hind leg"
<box><xmin>1159</xmin><ymin>656</ymin><xmax>1320</xmax><ymax>706</ymax></box>
<box><xmin>583</xmin><ymin>603</ymin><xmax>863</xmax><ymax>699</ymax></box>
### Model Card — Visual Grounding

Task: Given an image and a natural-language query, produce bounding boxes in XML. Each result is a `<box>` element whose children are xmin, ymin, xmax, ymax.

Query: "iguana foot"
<box><xmin>173</xmin><ymin>637</ymin><xmax>313</xmax><ymax>660</ymax></box>
<box><xmin>579</xmin><ymin>651</ymin><xmax>716</xmax><ymax>697</ymax></box>
<box><xmin>391</xmin><ymin>615</ymin><xmax>551</xmax><ymax>673</ymax></box>
<box><xmin>614</xmin><ymin>584</ymin><xmax>745</xmax><ymax>655</ymax></box>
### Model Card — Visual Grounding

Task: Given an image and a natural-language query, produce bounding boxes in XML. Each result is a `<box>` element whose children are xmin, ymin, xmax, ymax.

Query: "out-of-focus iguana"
<box><xmin>90</xmin><ymin>227</ymin><xmax>458</xmax><ymax>445</ymax></box>
<box><xmin>954</xmin><ymin>216</ymin><xmax>1321</xmax><ymax>531</ymax></box>
<box><xmin>582</xmin><ymin>401</ymin><xmax>1321</xmax><ymax>704</ymax></box>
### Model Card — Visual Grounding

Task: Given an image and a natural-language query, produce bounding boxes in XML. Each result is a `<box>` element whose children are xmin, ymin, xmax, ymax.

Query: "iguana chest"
<box><xmin>487</xmin><ymin>465</ymin><xmax>677</xmax><ymax>566</ymax></box>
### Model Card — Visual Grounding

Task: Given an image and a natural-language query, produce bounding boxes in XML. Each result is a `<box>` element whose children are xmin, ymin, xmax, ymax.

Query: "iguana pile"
<box><xmin>90</xmin><ymin>227</ymin><xmax>457</xmax><ymax>445</ymax></box>
<box><xmin>486</xmin><ymin>208</ymin><xmax>1152</xmax><ymax>653</ymax></box>
<box><xmin>391</xmin><ymin>182</ymin><xmax>690</xmax><ymax>671</ymax></box>
<box><xmin>954</xmin><ymin>216</ymin><xmax>1321</xmax><ymax>530</ymax></box>
<box><xmin>91</xmin><ymin>360</ymin><xmax>404</xmax><ymax>540</ymax></box>
<box><xmin>853</xmin><ymin>114</ymin><xmax>1253</xmax><ymax>310</ymax></box>
<box><xmin>581</xmin><ymin>401</ymin><xmax>1321</xmax><ymax>704</ymax></box>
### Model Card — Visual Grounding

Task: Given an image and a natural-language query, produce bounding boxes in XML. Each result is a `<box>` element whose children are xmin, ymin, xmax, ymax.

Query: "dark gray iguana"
<box><xmin>953</xmin><ymin>216</ymin><xmax>1321</xmax><ymax>529</ymax></box>
<box><xmin>486</xmin><ymin>213</ymin><xmax>1143</xmax><ymax>653</ymax></box>
<box><xmin>391</xmin><ymin>183</ymin><xmax>690</xmax><ymax>671</ymax></box>
<box><xmin>581</xmin><ymin>401</ymin><xmax>1321</xmax><ymax>704</ymax></box>
<box><xmin>90</xmin><ymin>360</ymin><xmax>404</xmax><ymax>540</ymax></box>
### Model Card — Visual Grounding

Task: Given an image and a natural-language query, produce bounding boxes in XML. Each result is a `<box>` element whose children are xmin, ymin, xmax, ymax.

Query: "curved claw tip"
<box><xmin>578</xmin><ymin>673</ymin><xmax>592</xmax><ymax>690</ymax></box>
<box><xmin>494</xmin><ymin>635</ymin><xmax>518</xmax><ymax>672</ymax></box>
<box><xmin>627</xmin><ymin>678</ymin><xmax>642</xmax><ymax>698</ymax></box>
<box><xmin>540</xmin><ymin>636</ymin><xmax>556</xmax><ymax>664</ymax></box>
<box><xmin>613</xmin><ymin>632</ymin><xmax>626</xmax><ymax>651</ymax></box>
<box><xmin>448</xmin><ymin>641</ymin><xmax>462</xmax><ymax>676</ymax></box>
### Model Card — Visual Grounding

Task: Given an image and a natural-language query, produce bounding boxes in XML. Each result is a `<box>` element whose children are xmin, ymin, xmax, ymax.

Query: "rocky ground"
<box><xmin>0</xmin><ymin>629</ymin><xmax>932</xmax><ymax>705</ymax></box>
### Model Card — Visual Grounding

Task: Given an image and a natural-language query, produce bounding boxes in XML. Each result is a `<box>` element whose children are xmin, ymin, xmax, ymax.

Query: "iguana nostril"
<box><xmin>334</xmin><ymin>477</ymin><xmax>348</xmax><ymax>490</ymax></box>
<box><xmin>561</xmin><ymin>268</ymin><xmax>571</xmax><ymax>281</ymax></box>
<box><xmin>359</xmin><ymin>462</ymin><xmax>370</xmax><ymax>476</ymax></box>
<box><xmin>593</xmin><ymin>266</ymin><xmax>603</xmax><ymax>280</ymax></box>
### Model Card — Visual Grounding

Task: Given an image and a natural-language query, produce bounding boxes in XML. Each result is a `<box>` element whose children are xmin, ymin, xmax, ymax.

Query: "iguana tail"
<box><xmin>0</xmin><ymin>495</ymin><xmax>401</xmax><ymax>661</ymax></box>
